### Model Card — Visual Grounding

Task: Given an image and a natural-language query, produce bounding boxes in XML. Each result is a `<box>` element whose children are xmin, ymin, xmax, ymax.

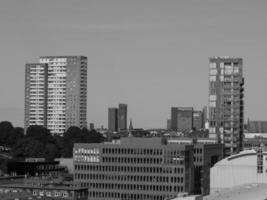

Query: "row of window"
<box><xmin>75</xmin><ymin>173</ymin><xmax>184</xmax><ymax>183</ymax></box>
<box><xmin>74</xmin><ymin>164</ymin><xmax>183</xmax><ymax>174</ymax></box>
<box><xmin>102</xmin><ymin>156</ymin><xmax>163</xmax><ymax>164</ymax></box>
<box><xmin>102</xmin><ymin>148</ymin><xmax>163</xmax><ymax>155</ymax></box>
<box><xmin>81</xmin><ymin>182</ymin><xmax>184</xmax><ymax>193</ymax></box>
<box><xmin>87</xmin><ymin>191</ymin><xmax>172</xmax><ymax>200</ymax></box>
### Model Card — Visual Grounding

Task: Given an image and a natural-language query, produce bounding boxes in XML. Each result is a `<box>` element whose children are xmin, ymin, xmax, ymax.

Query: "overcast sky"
<box><xmin>0</xmin><ymin>0</ymin><xmax>266</xmax><ymax>129</ymax></box>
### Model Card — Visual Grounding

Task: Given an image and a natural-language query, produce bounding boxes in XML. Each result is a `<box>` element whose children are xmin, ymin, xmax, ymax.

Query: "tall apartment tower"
<box><xmin>208</xmin><ymin>57</ymin><xmax>244</xmax><ymax>156</ymax></box>
<box><xmin>108</xmin><ymin>108</ymin><xmax>118</xmax><ymax>132</ymax></box>
<box><xmin>25</xmin><ymin>56</ymin><xmax>87</xmax><ymax>135</ymax></box>
<box><xmin>25</xmin><ymin>63</ymin><xmax>48</xmax><ymax>130</ymax></box>
<box><xmin>118</xmin><ymin>104</ymin><xmax>127</xmax><ymax>131</ymax></box>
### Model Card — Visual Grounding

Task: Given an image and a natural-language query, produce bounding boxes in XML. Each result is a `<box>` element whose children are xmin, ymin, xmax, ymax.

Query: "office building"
<box><xmin>118</xmin><ymin>104</ymin><xmax>127</xmax><ymax>131</ymax></box>
<box><xmin>193</xmin><ymin>111</ymin><xmax>203</xmax><ymax>130</ymax></box>
<box><xmin>247</xmin><ymin>120</ymin><xmax>267</xmax><ymax>133</ymax></box>
<box><xmin>208</xmin><ymin>57</ymin><xmax>244</xmax><ymax>155</ymax></box>
<box><xmin>168</xmin><ymin>138</ymin><xmax>223</xmax><ymax>195</ymax></box>
<box><xmin>171</xmin><ymin>107</ymin><xmax>193</xmax><ymax>132</ymax></box>
<box><xmin>74</xmin><ymin>137</ymin><xmax>195</xmax><ymax>200</ymax></box>
<box><xmin>25</xmin><ymin>56</ymin><xmax>87</xmax><ymax>135</ymax></box>
<box><xmin>108</xmin><ymin>108</ymin><xmax>118</xmax><ymax>132</ymax></box>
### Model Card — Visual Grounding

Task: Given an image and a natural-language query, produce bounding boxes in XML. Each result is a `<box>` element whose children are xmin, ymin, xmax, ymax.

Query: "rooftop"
<box><xmin>204</xmin><ymin>183</ymin><xmax>267</xmax><ymax>200</ymax></box>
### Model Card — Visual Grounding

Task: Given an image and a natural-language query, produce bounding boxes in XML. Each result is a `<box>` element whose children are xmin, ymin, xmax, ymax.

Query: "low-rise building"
<box><xmin>210</xmin><ymin>148</ymin><xmax>267</xmax><ymax>193</ymax></box>
<box><xmin>167</xmin><ymin>138</ymin><xmax>223</xmax><ymax>195</ymax></box>
<box><xmin>7</xmin><ymin>159</ymin><xmax>65</xmax><ymax>177</ymax></box>
<box><xmin>0</xmin><ymin>177</ymin><xmax>88</xmax><ymax>200</ymax></box>
<box><xmin>74</xmin><ymin>137</ymin><xmax>195</xmax><ymax>200</ymax></box>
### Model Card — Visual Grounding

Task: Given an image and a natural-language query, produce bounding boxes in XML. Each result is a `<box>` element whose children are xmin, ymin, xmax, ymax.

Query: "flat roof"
<box><xmin>0</xmin><ymin>184</ymin><xmax>87</xmax><ymax>191</ymax></box>
<box><xmin>204</xmin><ymin>183</ymin><xmax>267</xmax><ymax>200</ymax></box>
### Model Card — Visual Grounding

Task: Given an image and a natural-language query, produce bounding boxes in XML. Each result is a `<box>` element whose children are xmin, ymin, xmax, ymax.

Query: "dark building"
<box><xmin>193</xmin><ymin>111</ymin><xmax>203</xmax><ymax>130</ymax></box>
<box><xmin>171</xmin><ymin>107</ymin><xmax>193</xmax><ymax>132</ymax></box>
<box><xmin>89</xmin><ymin>123</ymin><xmax>95</xmax><ymax>130</ymax></box>
<box><xmin>108</xmin><ymin>108</ymin><xmax>118</xmax><ymax>132</ymax></box>
<box><xmin>7</xmin><ymin>159</ymin><xmax>64</xmax><ymax>177</ymax></box>
<box><xmin>208</xmin><ymin>57</ymin><xmax>244</xmax><ymax>156</ymax></box>
<box><xmin>167</xmin><ymin>138</ymin><xmax>224</xmax><ymax>195</ymax></box>
<box><xmin>247</xmin><ymin>120</ymin><xmax>267</xmax><ymax>133</ymax></box>
<box><xmin>118</xmin><ymin>104</ymin><xmax>127</xmax><ymax>131</ymax></box>
<box><xmin>0</xmin><ymin>177</ymin><xmax>88</xmax><ymax>200</ymax></box>
<box><xmin>73</xmin><ymin>137</ymin><xmax>195</xmax><ymax>200</ymax></box>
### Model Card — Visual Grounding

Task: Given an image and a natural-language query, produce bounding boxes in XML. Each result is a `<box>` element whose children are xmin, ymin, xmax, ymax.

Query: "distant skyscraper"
<box><xmin>171</xmin><ymin>107</ymin><xmax>193</xmax><ymax>132</ymax></box>
<box><xmin>193</xmin><ymin>111</ymin><xmax>203</xmax><ymax>130</ymax></box>
<box><xmin>89</xmin><ymin>123</ymin><xmax>95</xmax><ymax>130</ymax></box>
<box><xmin>208</xmin><ymin>57</ymin><xmax>244</xmax><ymax>155</ymax></box>
<box><xmin>25</xmin><ymin>56</ymin><xmax>87</xmax><ymax>135</ymax></box>
<box><xmin>247</xmin><ymin>120</ymin><xmax>267</xmax><ymax>133</ymax></box>
<box><xmin>108</xmin><ymin>108</ymin><xmax>118</xmax><ymax>132</ymax></box>
<box><xmin>118</xmin><ymin>104</ymin><xmax>127</xmax><ymax>131</ymax></box>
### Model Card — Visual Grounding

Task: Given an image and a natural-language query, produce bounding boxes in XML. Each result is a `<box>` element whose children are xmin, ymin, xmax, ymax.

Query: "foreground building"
<box><xmin>208</xmin><ymin>57</ymin><xmax>244</xmax><ymax>156</ymax></box>
<box><xmin>74</xmin><ymin>137</ymin><xmax>195</xmax><ymax>200</ymax></box>
<box><xmin>7</xmin><ymin>158</ymin><xmax>65</xmax><ymax>177</ymax></box>
<box><xmin>25</xmin><ymin>56</ymin><xmax>87</xmax><ymax>135</ymax></box>
<box><xmin>167</xmin><ymin>138</ymin><xmax>223</xmax><ymax>195</ymax></box>
<box><xmin>210</xmin><ymin>148</ymin><xmax>267</xmax><ymax>193</ymax></box>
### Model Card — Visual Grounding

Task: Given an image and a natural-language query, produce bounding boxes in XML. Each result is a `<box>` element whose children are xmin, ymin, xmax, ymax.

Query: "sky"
<box><xmin>0</xmin><ymin>0</ymin><xmax>266</xmax><ymax>129</ymax></box>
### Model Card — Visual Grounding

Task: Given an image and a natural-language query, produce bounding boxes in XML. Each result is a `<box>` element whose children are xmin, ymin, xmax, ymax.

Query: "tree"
<box><xmin>0</xmin><ymin>121</ymin><xmax>14</xmax><ymax>145</ymax></box>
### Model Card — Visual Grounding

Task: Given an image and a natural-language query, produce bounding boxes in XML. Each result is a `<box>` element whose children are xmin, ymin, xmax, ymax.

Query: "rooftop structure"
<box><xmin>204</xmin><ymin>183</ymin><xmax>267</xmax><ymax>200</ymax></box>
<box><xmin>210</xmin><ymin>148</ymin><xmax>267</xmax><ymax>193</ymax></box>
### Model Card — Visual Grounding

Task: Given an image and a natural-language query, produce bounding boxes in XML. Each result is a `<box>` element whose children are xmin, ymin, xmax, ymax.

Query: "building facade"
<box><xmin>247</xmin><ymin>120</ymin><xmax>267</xmax><ymax>133</ymax></box>
<box><xmin>118</xmin><ymin>104</ymin><xmax>127</xmax><ymax>131</ymax></box>
<box><xmin>208</xmin><ymin>57</ymin><xmax>244</xmax><ymax>156</ymax></box>
<box><xmin>25</xmin><ymin>56</ymin><xmax>87</xmax><ymax>135</ymax></box>
<box><xmin>167</xmin><ymin>138</ymin><xmax>224</xmax><ymax>195</ymax></box>
<box><xmin>193</xmin><ymin>111</ymin><xmax>203</xmax><ymax>131</ymax></box>
<box><xmin>73</xmin><ymin>137</ymin><xmax>195</xmax><ymax>200</ymax></box>
<box><xmin>25</xmin><ymin>63</ymin><xmax>48</xmax><ymax>130</ymax></box>
<box><xmin>171</xmin><ymin>107</ymin><xmax>193</xmax><ymax>132</ymax></box>
<box><xmin>210</xmin><ymin>148</ymin><xmax>267</xmax><ymax>193</ymax></box>
<box><xmin>108</xmin><ymin>108</ymin><xmax>118</xmax><ymax>132</ymax></box>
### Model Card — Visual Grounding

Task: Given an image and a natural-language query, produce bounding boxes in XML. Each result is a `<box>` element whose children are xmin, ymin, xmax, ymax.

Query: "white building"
<box><xmin>25</xmin><ymin>56</ymin><xmax>87</xmax><ymax>135</ymax></box>
<box><xmin>210</xmin><ymin>148</ymin><xmax>267</xmax><ymax>193</ymax></box>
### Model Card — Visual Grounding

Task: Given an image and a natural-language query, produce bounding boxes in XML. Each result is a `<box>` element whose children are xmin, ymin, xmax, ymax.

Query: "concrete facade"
<box><xmin>73</xmin><ymin>137</ymin><xmax>195</xmax><ymax>200</ymax></box>
<box><xmin>25</xmin><ymin>56</ymin><xmax>87</xmax><ymax>135</ymax></box>
<box><xmin>208</xmin><ymin>57</ymin><xmax>244</xmax><ymax>156</ymax></box>
<box><xmin>210</xmin><ymin>149</ymin><xmax>267</xmax><ymax>193</ymax></box>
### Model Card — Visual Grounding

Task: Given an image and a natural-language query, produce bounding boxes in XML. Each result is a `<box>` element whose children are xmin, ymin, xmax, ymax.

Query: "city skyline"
<box><xmin>0</xmin><ymin>1</ymin><xmax>267</xmax><ymax>129</ymax></box>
